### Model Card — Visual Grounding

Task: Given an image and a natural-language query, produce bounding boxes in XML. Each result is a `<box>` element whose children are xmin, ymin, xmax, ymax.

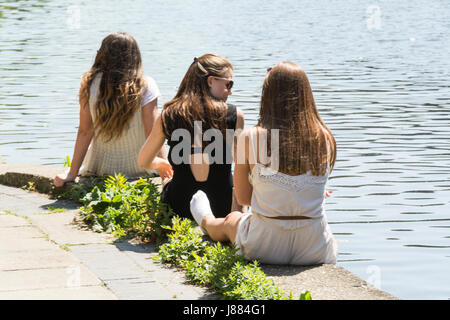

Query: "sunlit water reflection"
<box><xmin>1</xmin><ymin>0</ymin><xmax>449</xmax><ymax>299</ymax></box>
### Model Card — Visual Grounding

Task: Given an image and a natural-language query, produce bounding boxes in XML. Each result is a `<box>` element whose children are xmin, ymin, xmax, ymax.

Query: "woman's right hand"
<box><xmin>154</xmin><ymin>158</ymin><xmax>173</xmax><ymax>180</ymax></box>
<box><xmin>53</xmin><ymin>170</ymin><xmax>77</xmax><ymax>188</ymax></box>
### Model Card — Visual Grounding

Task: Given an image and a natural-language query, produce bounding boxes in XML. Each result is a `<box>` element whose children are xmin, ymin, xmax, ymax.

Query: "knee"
<box><xmin>222</xmin><ymin>211</ymin><xmax>244</xmax><ymax>243</ymax></box>
<box><xmin>224</xmin><ymin>211</ymin><xmax>243</xmax><ymax>226</ymax></box>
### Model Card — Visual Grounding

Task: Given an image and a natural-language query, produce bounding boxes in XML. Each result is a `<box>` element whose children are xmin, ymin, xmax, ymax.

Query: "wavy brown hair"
<box><xmin>258</xmin><ymin>62</ymin><xmax>336</xmax><ymax>176</ymax></box>
<box><xmin>80</xmin><ymin>32</ymin><xmax>146</xmax><ymax>142</ymax></box>
<box><xmin>161</xmin><ymin>54</ymin><xmax>232</xmax><ymax>143</ymax></box>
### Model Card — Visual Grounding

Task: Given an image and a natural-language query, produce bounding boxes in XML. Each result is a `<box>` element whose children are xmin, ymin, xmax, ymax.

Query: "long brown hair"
<box><xmin>161</xmin><ymin>54</ymin><xmax>232</xmax><ymax>142</ymax></box>
<box><xmin>80</xmin><ymin>32</ymin><xmax>146</xmax><ymax>142</ymax></box>
<box><xmin>258</xmin><ymin>62</ymin><xmax>336</xmax><ymax>176</ymax></box>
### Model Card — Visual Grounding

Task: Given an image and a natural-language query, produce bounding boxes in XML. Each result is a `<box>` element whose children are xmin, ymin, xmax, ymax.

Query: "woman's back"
<box><xmin>248</xmin><ymin>128</ymin><xmax>330</xmax><ymax>229</ymax></box>
<box><xmin>80</xmin><ymin>73</ymin><xmax>160</xmax><ymax>178</ymax></box>
<box><xmin>250</xmin><ymin>163</ymin><xmax>328</xmax><ymax>222</ymax></box>
<box><xmin>53</xmin><ymin>32</ymin><xmax>165</xmax><ymax>188</ymax></box>
<box><xmin>162</xmin><ymin>103</ymin><xmax>237</xmax><ymax>218</ymax></box>
<box><xmin>233</xmin><ymin>127</ymin><xmax>336</xmax><ymax>265</ymax></box>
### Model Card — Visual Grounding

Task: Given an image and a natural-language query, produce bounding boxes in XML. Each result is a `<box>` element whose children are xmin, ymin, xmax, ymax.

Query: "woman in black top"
<box><xmin>138</xmin><ymin>54</ymin><xmax>244</xmax><ymax>219</ymax></box>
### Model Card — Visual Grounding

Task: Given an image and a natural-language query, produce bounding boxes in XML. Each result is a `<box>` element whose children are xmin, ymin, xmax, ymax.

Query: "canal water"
<box><xmin>1</xmin><ymin>0</ymin><xmax>449</xmax><ymax>299</ymax></box>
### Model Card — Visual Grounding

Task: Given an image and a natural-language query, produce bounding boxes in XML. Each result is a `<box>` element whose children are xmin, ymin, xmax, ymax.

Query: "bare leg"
<box><xmin>202</xmin><ymin>212</ymin><xmax>243</xmax><ymax>243</ymax></box>
<box><xmin>190</xmin><ymin>191</ymin><xmax>244</xmax><ymax>243</ymax></box>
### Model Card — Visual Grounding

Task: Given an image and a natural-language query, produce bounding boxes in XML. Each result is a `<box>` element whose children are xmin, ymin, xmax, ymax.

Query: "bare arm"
<box><xmin>233</xmin><ymin>128</ymin><xmax>253</xmax><ymax>206</ymax></box>
<box><xmin>141</xmin><ymin>98</ymin><xmax>167</xmax><ymax>159</ymax></box>
<box><xmin>138</xmin><ymin>114</ymin><xmax>173</xmax><ymax>179</ymax></box>
<box><xmin>233</xmin><ymin>107</ymin><xmax>245</xmax><ymax>161</ymax></box>
<box><xmin>54</xmin><ymin>87</ymin><xmax>94</xmax><ymax>187</ymax></box>
<box><xmin>230</xmin><ymin>107</ymin><xmax>248</xmax><ymax>210</ymax></box>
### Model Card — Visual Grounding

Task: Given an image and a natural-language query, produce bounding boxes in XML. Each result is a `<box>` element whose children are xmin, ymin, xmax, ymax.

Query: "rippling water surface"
<box><xmin>1</xmin><ymin>0</ymin><xmax>449</xmax><ymax>299</ymax></box>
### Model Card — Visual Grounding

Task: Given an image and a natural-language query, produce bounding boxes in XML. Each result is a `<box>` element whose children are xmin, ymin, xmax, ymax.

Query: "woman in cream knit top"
<box><xmin>54</xmin><ymin>32</ymin><xmax>165</xmax><ymax>187</ymax></box>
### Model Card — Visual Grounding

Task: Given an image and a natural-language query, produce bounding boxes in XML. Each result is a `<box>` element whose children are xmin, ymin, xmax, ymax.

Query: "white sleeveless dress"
<box><xmin>79</xmin><ymin>73</ymin><xmax>161</xmax><ymax>178</ymax></box>
<box><xmin>234</xmin><ymin>130</ymin><xmax>338</xmax><ymax>265</ymax></box>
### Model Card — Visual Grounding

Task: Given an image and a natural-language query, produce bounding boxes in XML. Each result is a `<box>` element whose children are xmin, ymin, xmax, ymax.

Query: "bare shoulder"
<box><xmin>235</xmin><ymin>107</ymin><xmax>245</xmax><ymax>130</ymax></box>
<box><xmin>236</xmin><ymin>127</ymin><xmax>255</xmax><ymax>143</ymax></box>
<box><xmin>238</xmin><ymin>126</ymin><xmax>267</xmax><ymax>146</ymax></box>
<box><xmin>241</xmin><ymin>126</ymin><xmax>253</xmax><ymax>136</ymax></box>
<box><xmin>236</xmin><ymin>107</ymin><xmax>245</xmax><ymax>119</ymax></box>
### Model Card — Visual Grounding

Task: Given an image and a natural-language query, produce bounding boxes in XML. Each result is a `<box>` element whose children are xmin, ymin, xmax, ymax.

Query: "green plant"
<box><xmin>80</xmin><ymin>174</ymin><xmax>174</xmax><ymax>242</ymax></box>
<box><xmin>56</xmin><ymin>175</ymin><xmax>108</xmax><ymax>203</ymax></box>
<box><xmin>63</xmin><ymin>156</ymin><xmax>71</xmax><ymax>168</ymax></box>
<box><xmin>220</xmin><ymin>261</ymin><xmax>287</xmax><ymax>300</ymax></box>
<box><xmin>300</xmin><ymin>290</ymin><xmax>312</xmax><ymax>300</ymax></box>
<box><xmin>185</xmin><ymin>242</ymin><xmax>245</xmax><ymax>287</ymax></box>
<box><xmin>22</xmin><ymin>181</ymin><xmax>36</xmax><ymax>192</ymax></box>
<box><xmin>68</xmin><ymin>172</ymin><xmax>312</xmax><ymax>300</ymax></box>
<box><xmin>155</xmin><ymin>216</ymin><xmax>310</xmax><ymax>300</ymax></box>
<box><xmin>45</xmin><ymin>206</ymin><xmax>67</xmax><ymax>213</ymax></box>
<box><xmin>156</xmin><ymin>216</ymin><xmax>208</xmax><ymax>266</ymax></box>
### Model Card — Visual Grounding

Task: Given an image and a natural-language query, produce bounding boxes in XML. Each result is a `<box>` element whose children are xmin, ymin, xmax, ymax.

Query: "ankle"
<box><xmin>201</xmin><ymin>214</ymin><xmax>214</xmax><ymax>229</ymax></box>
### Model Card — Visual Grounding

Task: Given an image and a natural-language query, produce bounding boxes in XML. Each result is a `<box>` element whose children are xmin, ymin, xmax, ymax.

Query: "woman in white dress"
<box><xmin>190</xmin><ymin>62</ymin><xmax>338</xmax><ymax>265</ymax></box>
<box><xmin>54</xmin><ymin>32</ymin><xmax>166</xmax><ymax>187</ymax></box>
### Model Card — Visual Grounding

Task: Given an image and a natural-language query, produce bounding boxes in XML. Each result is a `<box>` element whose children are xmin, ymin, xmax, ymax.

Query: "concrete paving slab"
<box><xmin>103</xmin><ymin>278</ymin><xmax>172</xmax><ymax>300</ymax></box>
<box><xmin>0</xmin><ymin>193</ymin><xmax>49</xmax><ymax>216</ymax></box>
<box><xmin>0</xmin><ymin>184</ymin><xmax>20</xmax><ymax>196</ymax></box>
<box><xmin>69</xmin><ymin>241</ymin><xmax>217</xmax><ymax>300</ymax></box>
<box><xmin>0</xmin><ymin>286</ymin><xmax>117</xmax><ymax>300</ymax></box>
<box><xmin>0</xmin><ymin>180</ymin><xmax>119</xmax><ymax>300</ymax></box>
<box><xmin>0</xmin><ymin>248</ymin><xmax>82</xmax><ymax>271</ymax></box>
<box><xmin>28</xmin><ymin>211</ymin><xmax>115</xmax><ymax>246</ymax></box>
<box><xmin>0</xmin><ymin>237</ymin><xmax>56</xmax><ymax>253</ymax></box>
<box><xmin>69</xmin><ymin>244</ymin><xmax>150</xmax><ymax>281</ymax></box>
<box><xmin>0</xmin><ymin>184</ymin><xmax>79</xmax><ymax>217</ymax></box>
<box><xmin>114</xmin><ymin>241</ymin><xmax>160</xmax><ymax>272</ymax></box>
<box><xmin>0</xmin><ymin>214</ymin><xmax>31</xmax><ymax>227</ymax></box>
<box><xmin>12</xmin><ymin>191</ymin><xmax>56</xmax><ymax>209</ymax></box>
<box><xmin>0</xmin><ymin>226</ymin><xmax>44</xmax><ymax>240</ymax></box>
<box><xmin>0</xmin><ymin>265</ymin><xmax>102</xmax><ymax>291</ymax></box>
<box><xmin>164</xmin><ymin>282</ymin><xmax>215</xmax><ymax>300</ymax></box>
<box><xmin>113</xmin><ymin>241</ymin><xmax>218</xmax><ymax>298</ymax></box>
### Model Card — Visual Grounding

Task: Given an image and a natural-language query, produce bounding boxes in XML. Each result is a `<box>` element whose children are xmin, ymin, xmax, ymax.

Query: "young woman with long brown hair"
<box><xmin>190</xmin><ymin>61</ymin><xmax>338</xmax><ymax>265</ymax></box>
<box><xmin>138</xmin><ymin>53</ymin><xmax>245</xmax><ymax>219</ymax></box>
<box><xmin>54</xmin><ymin>32</ymin><xmax>165</xmax><ymax>187</ymax></box>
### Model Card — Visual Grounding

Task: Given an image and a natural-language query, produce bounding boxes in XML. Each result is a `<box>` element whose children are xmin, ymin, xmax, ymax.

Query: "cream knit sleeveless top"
<box><xmin>79</xmin><ymin>73</ymin><xmax>161</xmax><ymax>178</ymax></box>
<box><xmin>248</xmin><ymin>128</ymin><xmax>331</xmax><ymax>230</ymax></box>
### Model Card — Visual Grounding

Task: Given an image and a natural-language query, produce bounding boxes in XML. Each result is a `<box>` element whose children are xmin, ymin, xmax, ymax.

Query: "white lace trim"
<box><xmin>250</xmin><ymin>163</ymin><xmax>327</xmax><ymax>192</ymax></box>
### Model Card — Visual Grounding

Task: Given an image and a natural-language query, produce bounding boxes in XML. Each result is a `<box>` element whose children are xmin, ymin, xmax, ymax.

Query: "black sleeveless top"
<box><xmin>161</xmin><ymin>104</ymin><xmax>237</xmax><ymax>219</ymax></box>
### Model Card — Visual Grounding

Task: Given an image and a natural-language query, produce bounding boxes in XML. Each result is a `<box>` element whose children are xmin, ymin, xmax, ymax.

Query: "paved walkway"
<box><xmin>0</xmin><ymin>162</ymin><xmax>398</xmax><ymax>300</ymax></box>
<box><xmin>0</xmin><ymin>184</ymin><xmax>217</xmax><ymax>300</ymax></box>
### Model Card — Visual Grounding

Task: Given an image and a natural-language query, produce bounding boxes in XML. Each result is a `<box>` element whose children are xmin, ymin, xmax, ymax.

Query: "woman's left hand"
<box><xmin>155</xmin><ymin>158</ymin><xmax>173</xmax><ymax>180</ymax></box>
<box><xmin>54</xmin><ymin>170</ymin><xmax>77</xmax><ymax>187</ymax></box>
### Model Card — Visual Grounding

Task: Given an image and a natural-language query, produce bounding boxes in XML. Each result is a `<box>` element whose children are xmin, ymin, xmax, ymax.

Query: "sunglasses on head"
<box><xmin>213</xmin><ymin>77</ymin><xmax>234</xmax><ymax>90</ymax></box>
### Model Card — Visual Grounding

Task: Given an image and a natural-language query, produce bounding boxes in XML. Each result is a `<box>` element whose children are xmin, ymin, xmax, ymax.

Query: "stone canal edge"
<box><xmin>0</xmin><ymin>161</ymin><xmax>398</xmax><ymax>300</ymax></box>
